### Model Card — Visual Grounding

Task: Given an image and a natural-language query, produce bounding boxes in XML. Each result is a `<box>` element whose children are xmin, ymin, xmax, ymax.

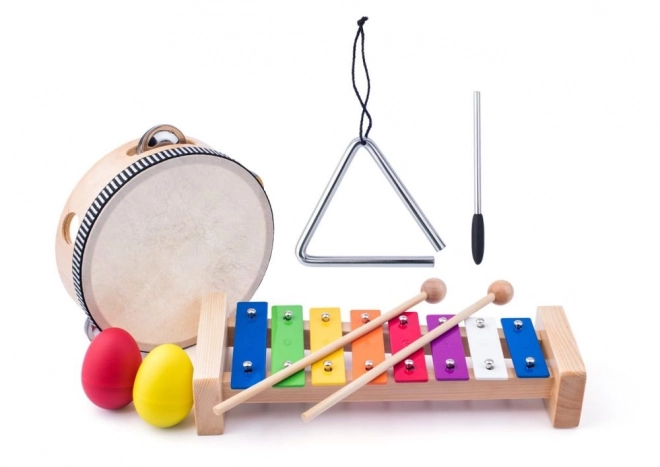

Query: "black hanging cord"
<box><xmin>352</xmin><ymin>16</ymin><xmax>372</xmax><ymax>144</ymax></box>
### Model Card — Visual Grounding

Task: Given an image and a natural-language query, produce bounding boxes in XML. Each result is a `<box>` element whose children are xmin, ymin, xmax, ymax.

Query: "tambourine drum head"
<box><xmin>76</xmin><ymin>152</ymin><xmax>273</xmax><ymax>351</ymax></box>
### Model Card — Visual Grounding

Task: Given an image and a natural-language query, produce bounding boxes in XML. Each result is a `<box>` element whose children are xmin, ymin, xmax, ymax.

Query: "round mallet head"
<box><xmin>488</xmin><ymin>280</ymin><xmax>514</xmax><ymax>305</ymax></box>
<box><xmin>421</xmin><ymin>278</ymin><xmax>447</xmax><ymax>304</ymax></box>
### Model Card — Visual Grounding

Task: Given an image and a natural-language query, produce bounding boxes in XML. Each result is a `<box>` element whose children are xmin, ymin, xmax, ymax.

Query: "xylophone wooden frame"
<box><xmin>192</xmin><ymin>294</ymin><xmax>586</xmax><ymax>435</ymax></box>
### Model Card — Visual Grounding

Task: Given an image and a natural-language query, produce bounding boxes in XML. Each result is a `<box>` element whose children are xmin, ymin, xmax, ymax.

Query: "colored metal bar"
<box><xmin>310</xmin><ymin>308</ymin><xmax>346</xmax><ymax>386</ymax></box>
<box><xmin>231</xmin><ymin>302</ymin><xmax>268</xmax><ymax>389</ymax></box>
<box><xmin>271</xmin><ymin>305</ymin><xmax>305</xmax><ymax>388</ymax></box>
<box><xmin>350</xmin><ymin>310</ymin><xmax>387</xmax><ymax>384</ymax></box>
<box><xmin>427</xmin><ymin>314</ymin><xmax>469</xmax><ymax>381</ymax></box>
<box><xmin>388</xmin><ymin>311</ymin><xmax>428</xmax><ymax>382</ymax></box>
<box><xmin>502</xmin><ymin>318</ymin><xmax>550</xmax><ymax>378</ymax></box>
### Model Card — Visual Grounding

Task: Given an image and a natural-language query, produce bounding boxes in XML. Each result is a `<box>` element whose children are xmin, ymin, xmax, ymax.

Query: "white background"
<box><xmin>1</xmin><ymin>1</ymin><xmax>656</xmax><ymax>465</ymax></box>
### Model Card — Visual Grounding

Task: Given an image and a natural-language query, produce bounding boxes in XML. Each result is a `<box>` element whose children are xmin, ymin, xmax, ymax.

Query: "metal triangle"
<box><xmin>296</xmin><ymin>137</ymin><xmax>446</xmax><ymax>267</ymax></box>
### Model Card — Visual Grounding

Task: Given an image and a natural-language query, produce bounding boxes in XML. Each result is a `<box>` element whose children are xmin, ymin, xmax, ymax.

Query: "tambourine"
<box><xmin>56</xmin><ymin>125</ymin><xmax>274</xmax><ymax>351</ymax></box>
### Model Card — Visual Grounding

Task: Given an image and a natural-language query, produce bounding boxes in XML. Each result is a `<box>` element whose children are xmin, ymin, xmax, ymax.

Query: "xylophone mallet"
<box><xmin>212</xmin><ymin>278</ymin><xmax>447</xmax><ymax>416</ymax></box>
<box><xmin>301</xmin><ymin>280</ymin><xmax>513</xmax><ymax>422</ymax></box>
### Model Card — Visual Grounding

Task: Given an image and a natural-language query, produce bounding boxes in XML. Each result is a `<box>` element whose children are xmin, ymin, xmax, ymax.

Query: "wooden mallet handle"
<box><xmin>301</xmin><ymin>280</ymin><xmax>513</xmax><ymax>423</ymax></box>
<box><xmin>212</xmin><ymin>278</ymin><xmax>447</xmax><ymax>416</ymax></box>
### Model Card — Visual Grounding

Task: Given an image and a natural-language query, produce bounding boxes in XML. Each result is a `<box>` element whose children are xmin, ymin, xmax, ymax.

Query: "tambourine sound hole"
<box><xmin>62</xmin><ymin>212</ymin><xmax>80</xmax><ymax>245</ymax></box>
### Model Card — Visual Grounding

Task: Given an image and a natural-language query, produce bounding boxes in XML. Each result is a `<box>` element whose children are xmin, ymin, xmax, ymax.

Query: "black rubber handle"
<box><xmin>471</xmin><ymin>214</ymin><xmax>484</xmax><ymax>265</ymax></box>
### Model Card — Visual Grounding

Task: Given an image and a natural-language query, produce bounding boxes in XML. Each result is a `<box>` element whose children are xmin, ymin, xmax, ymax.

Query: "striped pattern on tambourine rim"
<box><xmin>71</xmin><ymin>145</ymin><xmax>263</xmax><ymax>326</ymax></box>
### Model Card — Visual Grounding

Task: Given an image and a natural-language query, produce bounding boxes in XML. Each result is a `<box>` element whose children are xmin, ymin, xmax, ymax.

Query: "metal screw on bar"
<box><xmin>321</xmin><ymin>313</ymin><xmax>330</xmax><ymax>322</ymax></box>
<box><xmin>485</xmin><ymin>358</ymin><xmax>495</xmax><ymax>370</ymax></box>
<box><xmin>361</xmin><ymin>313</ymin><xmax>370</xmax><ymax>323</ymax></box>
<box><xmin>404</xmin><ymin>359</ymin><xmax>415</xmax><ymax>371</ymax></box>
<box><xmin>283</xmin><ymin>311</ymin><xmax>293</xmax><ymax>321</ymax></box>
<box><xmin>514</xmin><ymin>319</ymin><xmax>524</xmax><ymax>330</ymax></box>
<box><xmin>247</xmin><ymin>308</ymin><xmax>257</xmax><ymax>319</ymax></box>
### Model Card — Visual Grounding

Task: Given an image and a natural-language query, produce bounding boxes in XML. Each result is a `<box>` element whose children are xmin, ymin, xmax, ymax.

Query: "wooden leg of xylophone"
<box><xmin>535</xmin><ymin>306</ymin><xmax>587</xmax><ymax>428</ymax></box>
<box><xmin>193</xmin><ymin>293</ymin><xmax>229</xmax><ymax>435</ymax></box>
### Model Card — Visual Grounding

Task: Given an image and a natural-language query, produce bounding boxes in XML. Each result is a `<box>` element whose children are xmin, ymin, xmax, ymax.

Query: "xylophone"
<box><xmin>193</xmin><ymin>280</ymin><xmax>586</xmax><ymax>435</ymax></box>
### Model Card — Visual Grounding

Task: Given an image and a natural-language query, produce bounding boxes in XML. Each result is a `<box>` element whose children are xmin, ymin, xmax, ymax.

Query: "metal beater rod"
<box><xmin>472</xmin><ymin>91</ymin><xmax>485</xmax><ymax>265</ymax></box>
<box><xmin>474</xmin><ymin>91</ymin><xmax>482</xmax><ymax>215</ymax></box>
